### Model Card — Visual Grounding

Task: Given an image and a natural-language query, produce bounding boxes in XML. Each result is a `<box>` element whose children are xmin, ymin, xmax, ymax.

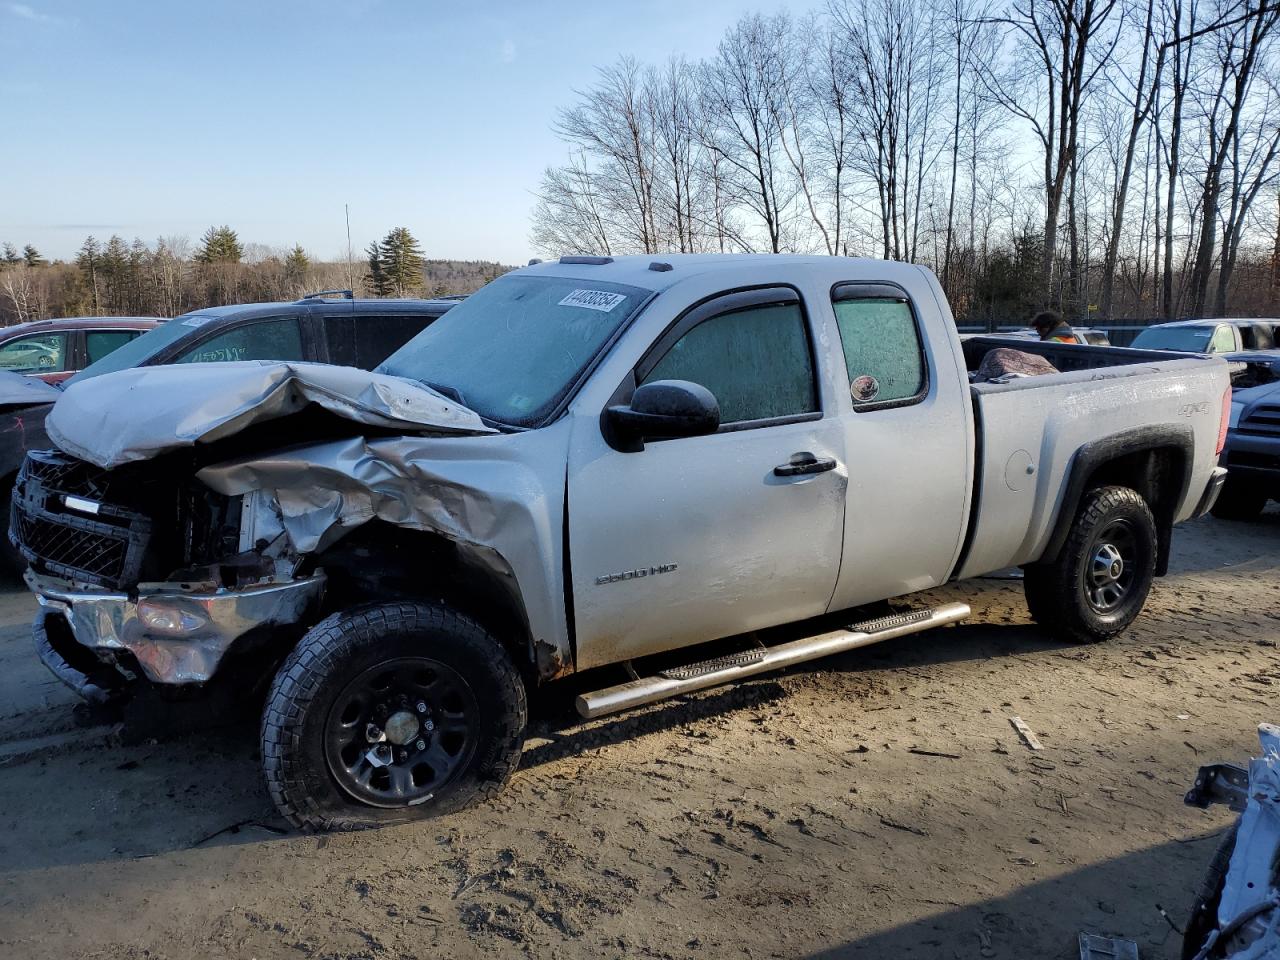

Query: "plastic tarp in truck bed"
<box><xmin>45</xmin><ymin>361</ymin><xmax>494</xmax><ymax>469</ymax></box>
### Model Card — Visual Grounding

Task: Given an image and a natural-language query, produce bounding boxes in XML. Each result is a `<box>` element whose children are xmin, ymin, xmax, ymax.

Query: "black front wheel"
<box><xmin>262</xmin><ymin>602</ymin><xmax>527</xmax><ymax>831</ymax></box>
<box><xmin>1024</xmin><ymin>485</ymin><xmax>1157</xmax><ymax>644</ymax></box>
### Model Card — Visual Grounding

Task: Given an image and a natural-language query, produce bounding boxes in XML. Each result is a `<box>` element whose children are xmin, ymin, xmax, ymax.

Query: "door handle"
<box><xmin>774</xmin><ymin>452</ymin><xmax>839</xmax><ymax>477</ymax></box>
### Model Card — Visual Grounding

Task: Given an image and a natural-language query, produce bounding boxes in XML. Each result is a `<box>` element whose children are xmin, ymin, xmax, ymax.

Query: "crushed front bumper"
<box><xmin>28</xmin><ymin>570</ymin><xmax>325</xmax><ymax>690</ymax></box>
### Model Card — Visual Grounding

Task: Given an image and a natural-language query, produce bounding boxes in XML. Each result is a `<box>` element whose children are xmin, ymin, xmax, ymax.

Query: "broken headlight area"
<box><xmin>14</xmin><ymin>448</ymin><xmax>324</xmax><ymax>693</ymax></box>
<box><xmin>11</xmin><ymin>448</ymin><xmax>260</xmax><ymax>591</ymax></box>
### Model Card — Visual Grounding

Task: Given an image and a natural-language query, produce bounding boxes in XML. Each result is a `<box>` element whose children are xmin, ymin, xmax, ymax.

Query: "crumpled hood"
<box><xmin>47</xmin><ymin>360</ymin><xmax>494</xmax><ymax>469</ymax></box>
<box><xmin>0</xmin><ymin>369</ymin><xmax>61</xmax><ymax>407</ymax></box>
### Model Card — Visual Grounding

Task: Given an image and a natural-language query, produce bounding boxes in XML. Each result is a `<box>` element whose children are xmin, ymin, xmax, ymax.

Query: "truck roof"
<box><xmin>519</xmin><ymin>253</ymin><xmax>927</xmax><ymax>292</ymax></box>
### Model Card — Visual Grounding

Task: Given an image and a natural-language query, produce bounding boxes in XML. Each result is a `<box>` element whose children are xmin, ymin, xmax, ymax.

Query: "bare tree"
<box><xmin>981</xmin><ymin>0</ymin><xmax>1122</xmax><ymax>303</ymax></box>
<box><xmin>699</xmin><ymin>13</ymin><xmax>800</xmax><ymax>253</ymax></box>
<box><xmin>1099</xmin><ymin>0</ymin><xmax>1166</xmax><ymax>318</ymax></box>
<box><xmin>1185</xmin><ymin>0</ymin><xmax>1280</xmax><ymax>314</ymax></box>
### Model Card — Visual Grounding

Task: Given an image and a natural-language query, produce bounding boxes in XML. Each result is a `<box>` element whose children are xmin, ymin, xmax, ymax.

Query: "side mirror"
<box><xmin>604</xmin><ymin>379</ymin><xmax>720</xmax><ymax>452</ymax></box>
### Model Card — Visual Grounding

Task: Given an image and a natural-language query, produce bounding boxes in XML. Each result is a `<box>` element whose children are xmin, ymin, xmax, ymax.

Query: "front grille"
<box><xmin>1239</xmin><ymin>404</ymin><xmax>1280</xmax><ymax>437</ymax></box>
<box><xmin>10</xmin><ymin>450</ymin><xmax>153</xmax><ymax>589</ymax></box>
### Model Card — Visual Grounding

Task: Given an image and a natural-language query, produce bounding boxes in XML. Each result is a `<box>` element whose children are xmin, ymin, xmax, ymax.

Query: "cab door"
<box><xmin>565</xmin><ymin>288</ymin><xmax>847</xmax><ymax>669</ymax></box>
<box><xmin>825</xmin><ymin>283</ymin><xmax>971</xmax><ymax>610</ymax></box>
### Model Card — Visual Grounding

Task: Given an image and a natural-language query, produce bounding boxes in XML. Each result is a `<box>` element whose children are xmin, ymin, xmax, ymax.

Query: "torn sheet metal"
<box><xmin>46</xmin><ymin>361</ymin><xmax>494</xmax><ymax>469</ymax></box>
<box><xmin>0</xmin><ymin>369</ymin><xmax>61</xmax><ymax>406</ymax></box>
<box><xmin>198</xmin><ymin>424</ymin><xmax>573</xmax><ymax>677</ymax></box>
<box><xmin>1214</xmin><ymin>723</ymin><xmax>1280</xmax><ymax>957</ymax></box>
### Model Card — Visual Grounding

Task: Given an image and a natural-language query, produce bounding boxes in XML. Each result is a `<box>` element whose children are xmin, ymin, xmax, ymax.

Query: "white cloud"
<box><xmin>7</xmin><ymin>3</ymin><xmax>76</xmax><ymax>26</ymax></box>
<box><xmin>501</xmin><ymin>38</ymin><xmax>516</xmax><ymax>63</ymax></box>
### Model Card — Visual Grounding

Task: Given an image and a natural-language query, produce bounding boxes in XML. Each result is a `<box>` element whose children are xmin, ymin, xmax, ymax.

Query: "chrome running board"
<box><xmin>575</xmin><ymin>602</ymin><xmax>971</xmax><ymax>719</ymax></box>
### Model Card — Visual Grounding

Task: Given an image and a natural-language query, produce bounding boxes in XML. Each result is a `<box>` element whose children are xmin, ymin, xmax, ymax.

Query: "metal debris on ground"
<box><xmin>1010</xmin><ymin>716</ymin><xmax>1044</xmax><ymax>751</ymax></box>
<box><xmin>1078</xmin><ymin>932</ymin><xmax>1140</xmax><ymax>959</ymax></box>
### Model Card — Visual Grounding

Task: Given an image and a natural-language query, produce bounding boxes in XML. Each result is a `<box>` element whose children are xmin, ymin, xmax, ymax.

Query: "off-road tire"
<box><xmin>1210</xmin><ymin>477</ymin><xmax>1269</xmax><ymax>521</ymax></box>
<box><xmin>1181</xmin><ymin>823</ymin><xmax>1239</xmax><ymax>960</ymax></box>
<box><xmin>262</xmin><ymin>601</ymin><xmax>526</xmax><ymax>831</ymax></box>
<box><xmin>1023</xmin><ymin>485</ymin><xmax>1156</xmax><ymax>644</ymax></box>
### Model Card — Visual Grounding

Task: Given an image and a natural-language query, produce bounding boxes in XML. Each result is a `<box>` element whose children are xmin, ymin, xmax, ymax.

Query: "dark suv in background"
<box><xmin>69</xmin><ymin>291</ymin><xmax>460</xmax><ymax>385</ymax></box>
<box><xmin>1</xmin><ymin>292</ymin><xmax>460</xmax><ymax>569</ymax></box>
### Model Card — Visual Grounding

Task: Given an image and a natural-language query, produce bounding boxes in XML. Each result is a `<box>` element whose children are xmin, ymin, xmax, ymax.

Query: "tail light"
<box><xmin>1217</xmin><ymin>388</ymin><xmax>1231</xmax><ymax>455</ymax></box>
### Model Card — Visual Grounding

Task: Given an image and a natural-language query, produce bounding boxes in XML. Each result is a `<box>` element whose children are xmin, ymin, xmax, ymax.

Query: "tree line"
<box><xmin>0</xmin><ymin>226</ymin><xmax>510</xmax><ymax>324</ymax></box>
<box><xmin>530</xmin><ymin>0</ymin><xmax>1280</xmax><ymax>325</ymax></box>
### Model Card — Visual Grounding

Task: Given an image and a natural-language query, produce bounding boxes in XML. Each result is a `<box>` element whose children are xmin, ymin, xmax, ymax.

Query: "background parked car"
<box><xmin>1215</xmin><ymin>376</ymin><xmax>1280</xmax><ymax>519</ymax></box>
<box><xmin>1</xmin><ymin>293</ymin><xmax>462</xmax><ymax>574</ymax></box>
<box><xmin>0</xmin><ymin>371</ymin><xmax>62</xmax><ymax>571</ymax></box>
<box><xmin>1129</xmin><ymin>318</ymin><xmax>1280</xmax><ymax>354</ymax></box>
<box><xmin>0</xmin><ymin>317</ymin><xmax>161</xmax><ymax>383</ymax></box>
<box><xmin>67</xmin><ymin>291</ymin><xmax>460</xmax><ymax>385</ymax></box>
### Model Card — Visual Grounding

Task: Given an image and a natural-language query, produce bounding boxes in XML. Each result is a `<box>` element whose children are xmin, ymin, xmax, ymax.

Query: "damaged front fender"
<box><xmin>199</xmin><ymin>424</ymin><xmax>576</xmax><ymax>681</ymax></box>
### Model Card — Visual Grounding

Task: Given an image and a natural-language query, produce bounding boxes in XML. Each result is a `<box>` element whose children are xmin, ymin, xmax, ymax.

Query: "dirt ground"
<box><xmin>0</xmin><ymin>512</ymin><xmax>1276</xmax><ymax>960</ymax></box>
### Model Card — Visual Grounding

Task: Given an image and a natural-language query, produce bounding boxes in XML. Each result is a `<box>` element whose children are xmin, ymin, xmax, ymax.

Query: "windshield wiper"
<box><xmin>418</xmin><ymin>379</ymin><xmax>465</xmax><ymax>405</ymax></box>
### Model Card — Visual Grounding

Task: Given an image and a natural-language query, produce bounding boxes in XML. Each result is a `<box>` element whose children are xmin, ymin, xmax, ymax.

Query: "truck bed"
<box><xmin>955</xmin><ymin>337</ymin><xmax>1228</xmax><ymax>579</ymax></box>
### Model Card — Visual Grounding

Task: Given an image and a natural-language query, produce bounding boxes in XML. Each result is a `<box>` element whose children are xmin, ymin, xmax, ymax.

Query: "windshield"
<box><xmin>66</xmin><ymin>315</ymin><xmax>209</xmax><ymax>384</ymax></box>
<box><xmin>1130</xmin><ymin>326</ymin><xmax>1215</xmax><ymax>352</ymax></box>
<box><xmin>379</xmin><ymin>274</ymin><xmax>651</xmax><ymax>426</ymax></box>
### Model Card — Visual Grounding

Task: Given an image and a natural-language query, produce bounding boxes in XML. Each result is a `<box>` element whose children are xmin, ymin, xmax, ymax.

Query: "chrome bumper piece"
<box><xmin>28</xmin><ymin>571</ymin><xmax>325</xmax><ymax>685</ymax></box>
<box><xmin>1192</xmin><ymin>466</ymin><xmax>1229</xmax><ymax>519</ymax></box>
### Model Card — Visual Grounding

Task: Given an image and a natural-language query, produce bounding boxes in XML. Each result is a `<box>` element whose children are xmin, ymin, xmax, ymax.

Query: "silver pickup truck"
<box><xmin>11</xmin><ymin>254</ymin><xmax>1229</xmax><ymax>829</ymax></box>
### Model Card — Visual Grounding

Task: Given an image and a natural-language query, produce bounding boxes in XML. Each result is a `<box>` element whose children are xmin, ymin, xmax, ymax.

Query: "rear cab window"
<box><xmin>830</xmin><ymin>284</ymin><xmax>927</xmax><ymax>409</ymax></box>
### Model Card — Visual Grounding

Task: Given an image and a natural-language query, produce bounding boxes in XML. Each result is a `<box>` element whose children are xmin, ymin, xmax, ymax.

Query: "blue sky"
<box><xmin>1</xmin><ymin>0</ymin><xmax>794</xmax><ymax>265</ymax></box>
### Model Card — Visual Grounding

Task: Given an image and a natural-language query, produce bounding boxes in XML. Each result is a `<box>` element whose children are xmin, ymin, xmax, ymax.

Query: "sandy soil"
<box><xmin>0</xmin><ymin>511</ymin><xmax>1276</xmax><ymax>959</ymax></box>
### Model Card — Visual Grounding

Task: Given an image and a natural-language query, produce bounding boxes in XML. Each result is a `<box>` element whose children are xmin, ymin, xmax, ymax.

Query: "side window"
<box><xmin>1210</xmin><ymin>325</ymin><xmax>1236</xmax><ymax>354</ymax></box>
<box><xmin>85</xmin><ymin>330</ymin><xmax>140</xmax><ymax>365</ymax></box>
<box><xmin>355</xmin><ymin>314</ymin><xmax>436</xmax><ymax>369</ymax></box>
<box><xmin>176</xmin><ymin>318</ymin><xmax>304</xmax><ymax>364</ymax></box>
<box><xmin>831</xmin><ymin>295</ymin><xmax>926</xmax><ymax>406</ymax></box>
<box><xmin>0</xmin><ymin>333</ymin><xmax>68</xmax><ymax>373</ymax></box>
<box><xmin>641</xmin><ymin>302</ymin><xmax>817</xmax><ymax>425</ymax></box>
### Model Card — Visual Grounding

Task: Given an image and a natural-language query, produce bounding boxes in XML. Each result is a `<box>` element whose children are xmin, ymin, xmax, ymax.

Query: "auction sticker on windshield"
<box><xmin>559</xmin><ymin>289</ymin><xmax>627</xmax><ymax>313</ymax></box>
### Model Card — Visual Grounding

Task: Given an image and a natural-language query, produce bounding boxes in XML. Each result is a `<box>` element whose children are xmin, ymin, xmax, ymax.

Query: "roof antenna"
<box><xmin>344</xmin><ymin>203</ymin><xmax>354</xmax><ymax>293</ymax></box>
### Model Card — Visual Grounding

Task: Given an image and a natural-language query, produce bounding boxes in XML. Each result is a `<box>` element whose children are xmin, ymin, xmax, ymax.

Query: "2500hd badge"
<box><xmin>595</xmin><ymin>563</ymin><xmax>679</xmax><ymax>585</ymax></box>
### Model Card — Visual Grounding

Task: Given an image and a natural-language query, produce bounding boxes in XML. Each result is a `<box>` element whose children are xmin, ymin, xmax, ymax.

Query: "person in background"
<box><xmin>1032</xmin><ymin>310</ymin><xmax>1075</xmax><ymax>343</ymax></box>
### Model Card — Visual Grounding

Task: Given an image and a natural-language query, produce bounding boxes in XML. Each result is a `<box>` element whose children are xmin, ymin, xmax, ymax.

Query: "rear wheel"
<box><xmin>1210</xmin><ymin>477</ymin><xmax>1269</xmax><ymax>521</ymax></box>
<box><xmin>261</xmin><ymin>601</ymin><xmax>526</xmax><ymax>831</ymax></box>
<box><xmin>1024</xmin><ymin>485</ymin><xmax>1156</xmax><ymax>644</ymax></box>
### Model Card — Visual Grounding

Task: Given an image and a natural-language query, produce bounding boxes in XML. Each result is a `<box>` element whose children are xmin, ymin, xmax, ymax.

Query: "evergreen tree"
<box><xmin>101</xmin><ymin>235</ymin><xmax>130</xmax><ymax>312</ymax></box>
<box><xmin>284</xmin><ymin>244</ymin><xmax>310</xmax><ymax>279</ymax></box>
<box><xmin>21</xmin><ymin>244</ymin><xmax>45</xmax><ymax>267</ymax></box>
<box><xmin>1</xmin><ymin>243</ymin><xmax>18</xmax><ymax>265</ymax></box>
<box><xmin>363</xmin><ymin>241</ymin><xmax>391</xmax><ymax>297</ymax></box>
<box><xmin>379</xmin><ymin>227</ymin><xmax>424</xmax><ymax>296</ymax></box>
<box><xmin>76</xmin><ymin>236</ymin><xmax>102</xmax><ymax>313</ymax></box>
<box><xmin>194</xmin><ymin>225</ymin><xmax>244</xmax><ymax>264</ymax></box>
